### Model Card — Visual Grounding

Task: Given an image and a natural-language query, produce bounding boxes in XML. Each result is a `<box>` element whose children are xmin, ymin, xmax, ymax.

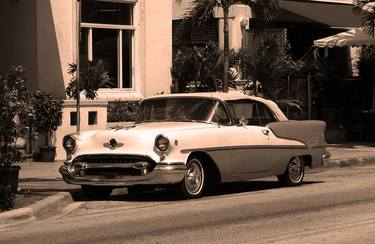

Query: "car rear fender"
<box><xmin>267</xmin><ymin>120</ymin><xmax>326</xmax><ymax>148</ymax></box>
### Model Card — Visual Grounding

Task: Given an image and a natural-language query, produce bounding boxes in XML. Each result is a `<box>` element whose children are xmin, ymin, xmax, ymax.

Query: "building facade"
<box><xmin>0</xmin><ymin>0</ymin><xmax>173</xmax><ymax>159</ymax></box>
<box><xmin>173</xmin><ymin>0</ymin><xmax>371</xmax><ymax>143</ymax></box>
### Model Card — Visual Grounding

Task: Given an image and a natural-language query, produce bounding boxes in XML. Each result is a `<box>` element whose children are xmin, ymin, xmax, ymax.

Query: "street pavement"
<box><xmin>2</xmin><ymin>158</ymin><xmax>375</xmax><ymax>243</ymax></box>
<box><xmin>0</xmin><ymin>144</ymin><xmax>375</xmax><ymax>232</ymax></box>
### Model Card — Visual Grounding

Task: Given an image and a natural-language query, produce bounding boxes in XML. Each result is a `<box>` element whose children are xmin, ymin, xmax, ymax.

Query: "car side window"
<box><xmin>227</xmin><ymin>99</ymin><xmax>277</xmax><ymax>126</ymax></box>
<box><xmin>257</xmin><ymin>103</ymin><xmax>277</xmax><ymax>126</ymax></box>
<box><xmin>227</xmin><ymin>100</ymin><xmax>258</xmax><ymax>125</ymax></box>
<box><xmin>212</xmin><ymin>103</ymin><xmax>230</xmax><ymax>125</ymax></box>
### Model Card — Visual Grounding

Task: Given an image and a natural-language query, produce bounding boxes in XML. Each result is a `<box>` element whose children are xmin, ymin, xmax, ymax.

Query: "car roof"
<box><xmin>145</xmin><ymin>91</ymin><xmax>288</xmax><ymax>121</ymax></box>
<box><xmin>147</xmin><ymin>91</ymin><xmax>266</xmax><ymax>102</ymax></box>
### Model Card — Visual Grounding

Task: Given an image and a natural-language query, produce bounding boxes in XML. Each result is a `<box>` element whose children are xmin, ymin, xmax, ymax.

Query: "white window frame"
<box><xmin>79</xmin><ymin>0</ymin><xmax>141</xmax><ymax>100</ymax></box>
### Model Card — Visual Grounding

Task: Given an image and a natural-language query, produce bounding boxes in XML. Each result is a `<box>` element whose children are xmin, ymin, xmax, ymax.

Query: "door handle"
<box><xmin>262</xmin><ymin>129</ymin><xmax>270</xmax><ymax>136</ymax></box>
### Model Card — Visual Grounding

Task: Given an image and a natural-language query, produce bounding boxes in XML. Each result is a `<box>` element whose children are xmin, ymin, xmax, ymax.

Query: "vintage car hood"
<box><xmin>72</xmin><ymin>122</ymin><xmax>215</xmax><ymax>157</ymax></box>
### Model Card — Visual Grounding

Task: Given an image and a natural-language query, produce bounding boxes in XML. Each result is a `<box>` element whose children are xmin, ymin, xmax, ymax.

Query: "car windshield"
<box><xmin>137</xmin><ymin>97</ymin><xmax>229</xmax><ymax>124</ymax></box>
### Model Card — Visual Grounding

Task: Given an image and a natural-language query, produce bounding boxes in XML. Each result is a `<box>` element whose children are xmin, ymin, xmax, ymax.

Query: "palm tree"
<box><xmin>354</xmin><ymin>0</ymin><xmax>375</xmax><ymax>37</ymax></box>
<box><xmin>176</xmin><ymin>0</ymin><xmax>279</xmax><ymax>92</ymax></box>
<box><xmin>354</xmin><ymin>1</ymin><xmax>375</xmax><ymax>109</ymax></box>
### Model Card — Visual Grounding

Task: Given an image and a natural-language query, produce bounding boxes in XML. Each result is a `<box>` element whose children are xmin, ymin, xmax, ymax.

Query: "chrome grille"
<box><xmin>71</xmin><ymin>154</ymin><xmax>156</xmax><ymax>178</ymax></box>
<box><xmin>84</xmin><ymin>167</ymin><xmax>141</xmax><ymax>177</ymax></box>
<box><xmin>74</xmin><ymin>154</ymin><xmax>155</xmax><ymax>168</ymax></box>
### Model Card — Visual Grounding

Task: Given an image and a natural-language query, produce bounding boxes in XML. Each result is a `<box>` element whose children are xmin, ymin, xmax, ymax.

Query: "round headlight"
<box><xmin>155</xmin><ymin>135</ymin><xmax>169</xmax><ymax>152</ymax></box>
<box><xmin>63</xmin><ymin>135</ymin><xmax>76</xmax><ymax>152</ymax></box>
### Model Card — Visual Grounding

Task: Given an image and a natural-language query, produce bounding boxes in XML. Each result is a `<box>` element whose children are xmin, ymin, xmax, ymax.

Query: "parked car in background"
<box><xmin>60</xmin><ymin>92</ymin><xmax>329</xmax><ymax>199</ymax></box>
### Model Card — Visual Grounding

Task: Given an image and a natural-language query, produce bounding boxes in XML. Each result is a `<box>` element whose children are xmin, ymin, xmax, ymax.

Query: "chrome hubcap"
<box><xmin>288</xmin><ymin>157</ymin><xmax>303</xmax><ymax>183</ymax></box>
<box><xmin>185</xmin><ymin>160</ymin><xmax>204</xmax><ymax>195</ymax></box>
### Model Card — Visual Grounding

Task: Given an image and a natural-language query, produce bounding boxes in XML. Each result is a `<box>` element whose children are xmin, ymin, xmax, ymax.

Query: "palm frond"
<box><xmin>353</xmin><ymin>0</ymin><xmax>375</xmax><ymax>37</ymax></box>
<box><xmin>182</xmin><ymin>0</ymin><xmax>219</xmax><ymax>25</ymax></box>
<box><xmin>66</xmin><ymin>59</ymin><xmax>110</xmax><ymax>99</ymax></box>
<box><xmin>276</xmin><ymin>99</ymin><xmax>303</xmax><ymax>111</ymax></box>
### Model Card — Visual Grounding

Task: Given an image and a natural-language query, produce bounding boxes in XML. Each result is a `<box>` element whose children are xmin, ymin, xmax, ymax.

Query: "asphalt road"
<box><xmin>2</xmin><ymin>164</ymin><xmax>375</xmax><ymax>243</ymax></box>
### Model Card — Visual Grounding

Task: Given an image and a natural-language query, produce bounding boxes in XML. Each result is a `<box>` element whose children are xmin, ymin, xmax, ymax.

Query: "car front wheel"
<box><xmin>81</xmin><ymin>185</ymin><xmax>112</xmax><ymax>200</ymax></box>
<box><xmin>178</xmin><ymin>158</ymin><xmax>206</xmax><ymax>199</ymax></box>
<box><xmin>277</xmin><ymin>156</ymin><xmax>305</xmax><ymax>186</ymax></box>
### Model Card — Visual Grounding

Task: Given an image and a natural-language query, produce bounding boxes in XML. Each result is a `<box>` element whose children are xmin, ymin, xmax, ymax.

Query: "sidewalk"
<box><xmin>16</xmin><ymin>161</ymin><xmax>78</xmax><ymax>192</ymax></box>
<box><xmin>326</xmin><ymin>144</ymin><xmax>375</xmax><ymax>167</ymax></box>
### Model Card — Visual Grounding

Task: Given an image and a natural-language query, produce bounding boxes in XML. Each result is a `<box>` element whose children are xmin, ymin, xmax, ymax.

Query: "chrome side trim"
<box><xmin>266</xmin><ymin>128</ymin><xmax>308</xmax><ymax>147</ymax></box>
<box><xmin>181</xmin><ymin>144</ymin><xmax>307</xmax><ymax>154</ymax></box>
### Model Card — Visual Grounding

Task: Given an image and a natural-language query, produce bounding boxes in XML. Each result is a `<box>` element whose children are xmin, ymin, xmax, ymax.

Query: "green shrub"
<box><xmin>33</xmin><ymin>90</ymin><xmax>63</xmax><ymax>147</ymax></box>
<box><xmin>107</xmin><ymin>101</ymin><xmax>140</xmax><ymax>122</ymax></box>
<box><xmin>171</xmin><ymin>42</ymin><xmax>239</xmax><ymax>93</ymax></box>
<box><xmin>0</xmin><ymin>66</ymin><xmax>30</xmax><ymax>167</ymax></box>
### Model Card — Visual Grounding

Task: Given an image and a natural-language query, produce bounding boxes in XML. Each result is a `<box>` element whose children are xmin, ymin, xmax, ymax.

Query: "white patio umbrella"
<box><xmin>314</xmin><ymin>28</ymin><xmax>375</xmax><ymax>48</ymax></box>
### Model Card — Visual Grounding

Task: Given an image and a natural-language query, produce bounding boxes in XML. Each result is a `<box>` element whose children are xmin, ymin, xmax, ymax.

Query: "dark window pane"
<box><xmin>88</xmin><ymin>111</ymin><xmax>98</xmax><ymax>125</ymax></box>
<box><xmin>82</xmin><ymin>1</ymin><xmax>132</xmax><ymax>25</ymax></box>
<box><xmin>227</xmin><ymin>100</ymin><xmax>260</xmax><ymax>126</ymax></box>
<box><xmin>79</xmin><ymin>28</ymin><xmax>89</xmax><ymax>64</ymax></box>
<box><xmin>70</xmin><ymin>112</ymin><xmax>77</xmax><ymax>126</ymax></box>
<box><xmin>212</xmin><ymin>103</ymin><xmax>230</xmax><ymax>125</ymax></box>
<box><xmin>122</xmin><ymin>31</ymin><xmax>132</xmax><ymax>88</ymax></box>
<box><xmin>93</xmin><ymin>29</ymin><xmax>118</xmax><ymax>88</ymax></box>
<box><xmin>258</xmin><ymin>103</ymin><xmax>277</xmax><ymax>126</ymax></box>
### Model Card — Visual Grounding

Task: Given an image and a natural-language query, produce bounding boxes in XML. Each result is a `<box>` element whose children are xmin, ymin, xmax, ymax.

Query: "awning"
<box><xmin>276</xmin><ymin>0</ymin><xmax>361</xmax><ymax>28</ymax></box>
<box><xmin>314</xmin><ymin>28</ymin><xmax>375</xmax><ymax>48</ymax></box>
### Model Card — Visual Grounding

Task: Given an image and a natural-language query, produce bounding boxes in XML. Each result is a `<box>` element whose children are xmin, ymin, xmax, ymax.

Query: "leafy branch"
<box><xmin>66</xmin><ymin>59</ymin><xmax>110</xmax><ymax>100</ymax></box>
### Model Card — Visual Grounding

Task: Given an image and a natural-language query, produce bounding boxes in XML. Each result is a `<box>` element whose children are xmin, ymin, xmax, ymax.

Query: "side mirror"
<box><xmin>238</xmin><ymin>116</ymin><xmax>248</xmax><ymax>127</ymax></box>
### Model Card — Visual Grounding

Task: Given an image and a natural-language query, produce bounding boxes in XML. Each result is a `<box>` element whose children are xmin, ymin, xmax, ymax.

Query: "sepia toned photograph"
<box><xmin>1</xmin><ymin>0</ymin><xmax>375</xmax><ymax>243</ymax></box>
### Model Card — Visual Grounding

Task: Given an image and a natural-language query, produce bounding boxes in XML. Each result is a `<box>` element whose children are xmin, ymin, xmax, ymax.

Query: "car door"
<box><xmin>227</xmin><ymin>99</ymin><xmax>277</xmax><ymax>178</ymax></box>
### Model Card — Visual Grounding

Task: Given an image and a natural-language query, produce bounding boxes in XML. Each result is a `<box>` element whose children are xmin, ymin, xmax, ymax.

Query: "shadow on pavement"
<box><xmin>71</xmin><ymin>180</ymin><xmax>324</xmax><ymax>203</ymax></box>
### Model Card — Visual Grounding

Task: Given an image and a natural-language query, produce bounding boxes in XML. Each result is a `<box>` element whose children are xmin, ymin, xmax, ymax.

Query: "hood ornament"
<box><xmin>103</xmin><ymin>138</ymin><xmax>124</xmax><ymax>150</ymax></box>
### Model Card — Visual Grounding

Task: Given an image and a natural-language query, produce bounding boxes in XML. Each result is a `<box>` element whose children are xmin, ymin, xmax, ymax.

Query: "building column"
<box><xmin>216</xmin><ymin>4</ymin><xmax>251</xmax><ymax>50</ymax></box>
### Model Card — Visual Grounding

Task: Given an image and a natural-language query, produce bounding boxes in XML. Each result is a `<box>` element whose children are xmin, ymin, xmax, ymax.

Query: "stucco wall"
<box><xmin>0</xmin><ymin>0</ymin><xmax>73</xmax><ymax>97</ymax></box>
<box><xmin>0</xmin><ymin>0</ymin><xmax>38</xmax><ymax>90</ymax></box>
<box><xmin>55</xmin><ymin>100</ymin><xmax>108</xmax><ymax>160</ymax></box>
<box><xmin>1</xmin><ymin>0</ymin><xmax>173</xmax><ymax>160</ymax></box>
<box><xmin>173</xmin><ymin>0</ymin><xmax>194</xmax><ymax>20</ymax></box>
<box><xmin>143</xmin><ymin>0</ymin><xmax>173</xmax><ymax>97</ymax></box>
<box><xmin>37</xmin><ymin>0</ymin><xmax>74</xmax><ymax>97</ymax></box>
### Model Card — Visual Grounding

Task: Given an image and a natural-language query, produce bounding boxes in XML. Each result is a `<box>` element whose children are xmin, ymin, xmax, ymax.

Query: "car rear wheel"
<box><xmin>81</xmin><ymin>185</ymin><xmax>112</xmax><ymax>200</ymax></box>
<box><xmin>178</xmin><ymin>158</ymin><xmax>206</xmax><ymax>199</ymax></box>
<box><xmin>277</xmin><ymin>156</ymin><xmax>305</xmax><ymax>186</ymax></box>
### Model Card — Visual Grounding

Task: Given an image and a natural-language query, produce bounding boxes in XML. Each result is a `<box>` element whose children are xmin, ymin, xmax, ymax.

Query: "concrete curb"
<box><xmin>325</xmin><ymin>157</ymin><xmax>375</xmax><ymax>168</ymax></box>
<box><xmin>0</xmin><ymin>192</ymin><xmax>73</xmax><ymax>226</ymax></box>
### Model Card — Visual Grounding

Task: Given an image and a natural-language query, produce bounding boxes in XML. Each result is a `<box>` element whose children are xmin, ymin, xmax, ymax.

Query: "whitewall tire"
<box><xmin>277</xmin><ymin>157</ymin><xmax>305</xmax><ymax>186</ymax></box>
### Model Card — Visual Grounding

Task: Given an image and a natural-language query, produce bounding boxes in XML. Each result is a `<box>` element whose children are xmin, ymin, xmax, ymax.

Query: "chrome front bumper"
<box><xmin>59</xmin><ymin>162</ymin><xmax>186</xmax><ymax>187</ymax></box>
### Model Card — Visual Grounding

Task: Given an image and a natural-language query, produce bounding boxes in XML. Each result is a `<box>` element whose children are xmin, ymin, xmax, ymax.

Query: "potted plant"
<box><xmin>0</xmin><ymin>66</ymin><xmax>29</xmax><ymax>193</ymax></box>
<box><xmin>33</xmin><ymin>90</ymin><xmax>63</xmax><ymax>162</ymax></box>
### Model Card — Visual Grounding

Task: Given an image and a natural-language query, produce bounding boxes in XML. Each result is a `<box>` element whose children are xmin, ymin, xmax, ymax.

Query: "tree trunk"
<box><xmin>45</xmin><ymin>133</ymin><xmax>50</xmax><ymax>147</ymax></box>
<box><xmin>223</xmin><ymin>5</ymin><xmax>230</xmax><ymax>93</ymax></box>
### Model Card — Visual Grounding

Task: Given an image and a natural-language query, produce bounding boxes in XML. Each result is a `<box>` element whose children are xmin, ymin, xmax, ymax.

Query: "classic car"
<box><xmin>60</xmin><ymin>92</ymin><xmax>329</xmax><ymax>199</ymax></box>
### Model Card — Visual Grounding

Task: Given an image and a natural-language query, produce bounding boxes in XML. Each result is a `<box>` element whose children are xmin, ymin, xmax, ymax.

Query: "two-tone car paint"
<box><xmin>60</xmin><ymin>92</ymin><xmax>327</xmax><ymax>195</ymax></box>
